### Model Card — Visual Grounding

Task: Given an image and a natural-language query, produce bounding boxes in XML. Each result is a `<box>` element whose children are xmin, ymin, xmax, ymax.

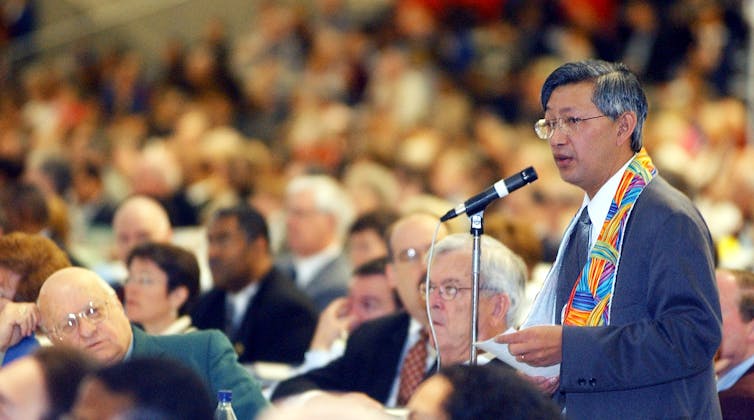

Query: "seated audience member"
<box><xmin>298</xmin><ymin>257</ymin><xmax>400</xmax><ymax>372</ymax></box>
<box><xmin>716</xmin><ymin>268</ymin><xmax>754</xmax><ymax>418</ymax></box>
<box><xmin>192</xmin><ymin>205</ymin><xmax>317</xmax><ymax>364</ymax></box>
<box><xmin>36</xmin><ymin>267</ymin><xmax>268</xmax><ymax>420</ymax></box>
<box><xmin>407</xmin><ymin>363</ymin><xmax>561</xmax><ymax>420</ymax></box>
<box><xmin>346</xmin><ymin>210</ymin><xmax>399</xmax><ymax>269</ymax></box>
<box><xmin>423</xmin><ymin>233</ymin><xmax>527</xmax><ymax>366</ymax></box>
<box><xmin>125</xmin><ymin>242</ymin><xmax>200</xmax><ymax>334</ymax></box>
<box><xmin>0</xmin><ymin>232</ymin><xmax>71</xmax><ymax>364</ymax></box>
<box><xmin>280</xmin><ymin>174</ymin><xmax>355</xmax><ymax>312</ymax></box>
<box><xmin>99</xmin><ymin>195</ymin><xmax>173</xmax><ymax>286</ymax></box>
<box><xmin>271</xmin><ymin>213</ymin><xmax>450</xmax><ymax>407</ymax></box>
<box><xmin>0</xmin><ymin>345</ymin><xmax>97</xmax><ymax>420</ymax></box>
<box><xmin>70</xmin><ymin>357</ymin><xmax>214</xmax><ymax>420</ymax></box>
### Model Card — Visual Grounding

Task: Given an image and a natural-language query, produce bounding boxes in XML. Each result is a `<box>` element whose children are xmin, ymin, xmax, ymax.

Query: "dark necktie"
<box><xmin>556</xmin><ymin>207</ymin><xmax>592</xmax><ymax>321</ymax></box>
<box><xmin>225</xmin><ymin>299</ymin><xmax>236</xmax><ymax>337</ymax></box>
<box><xmin>397</xmin><ymin>331</ymin><xmax>428</xmax><ymax>406</ymax></box>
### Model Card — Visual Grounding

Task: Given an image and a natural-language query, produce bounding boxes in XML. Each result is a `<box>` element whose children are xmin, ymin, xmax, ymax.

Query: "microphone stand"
<box><xmin>469</xmin><ymin>211</ymin><xmax>483</xmax><ymax>365</ymax></box>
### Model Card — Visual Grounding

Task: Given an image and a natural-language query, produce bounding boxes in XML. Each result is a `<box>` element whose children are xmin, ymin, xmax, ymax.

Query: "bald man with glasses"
<box><xmin>36</xmin><ymin>267</ymin><xmax>268</xmax><ymax>420</ymax></box>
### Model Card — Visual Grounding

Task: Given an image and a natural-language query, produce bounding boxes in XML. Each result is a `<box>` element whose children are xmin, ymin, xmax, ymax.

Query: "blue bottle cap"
<box><xmin>217</xmin><ymin>390</ymin><xmax>233</xmax><ymax>403</ymax></box>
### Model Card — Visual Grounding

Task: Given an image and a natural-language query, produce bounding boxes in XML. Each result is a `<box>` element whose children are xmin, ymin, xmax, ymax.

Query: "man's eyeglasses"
<box><xmin>419</xmin><ymin>283</ymin><xmax>472</xmax><ymax>301</ymax></box>
<box><xmin>394</xmin><ymin>246</ymin><xmax>429</xmax><ymax>264</ymax></box>
<box><xmin>534</xmin><ymin>115</ymin><xmax>607</xmax><ymax>140</ymax></box>
<box><xmin>50</xmin><ymin>301</ymin><xmax>108</xmax><ymax>340</ymax></box>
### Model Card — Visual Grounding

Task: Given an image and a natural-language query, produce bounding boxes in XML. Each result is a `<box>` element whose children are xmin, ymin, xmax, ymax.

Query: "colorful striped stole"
<box><xmin>562</xmin><ymin>148</ymin><xmax>657</xmax><ymax>326</ymax></box>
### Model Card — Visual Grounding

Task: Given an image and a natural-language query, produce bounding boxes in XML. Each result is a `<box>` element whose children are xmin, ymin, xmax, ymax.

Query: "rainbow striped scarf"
<box><xmin>562</xmin><ymin>148</ymin><xmax>656</xmax><ymax>326</ymax></box>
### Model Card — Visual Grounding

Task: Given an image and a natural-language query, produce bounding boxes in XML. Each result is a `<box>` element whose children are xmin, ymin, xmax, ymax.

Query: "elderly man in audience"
<box><xmin>97</xmin><ymin>195</ymin><xmax>173</xmax><ymax>286</ymax></box>
<box><xmin>192</xmin><ymin>205</ymin><xmax>317</xmax><ymax>364</ymax></box>
<box><xmin>716</xmin><ymin>268</ymin><xmax>754</xmax><ymax>418</ymax></box>
<box><xmin>124</xmin><ymin>242</ymin><xmax>201</xmax><ymax>335</ymax></box>
<box><xmin>279</xmin><ymin>174</ymin><xmax>355</xmax><ymax>312</ymax></box>
<box><xmin>422</xmin><ymin>233</ymin><xmax>526</xmax><ymax>366</ymax></box>
<box><xmin>36</xmin><ymin>266</ymin><xmax>269</xmax><ymax>420</ymax></box>
<box><xmin>272</xmin><ymin>212</ymin><xmax>447</xmax><ymax>406</ymax></box>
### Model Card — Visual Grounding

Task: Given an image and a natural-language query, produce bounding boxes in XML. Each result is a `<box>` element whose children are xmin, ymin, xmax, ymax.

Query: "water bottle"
<box><xmin>214</xmin><ymin>389</ymin><xmax>238</xmax><ymax>420</ymax></box>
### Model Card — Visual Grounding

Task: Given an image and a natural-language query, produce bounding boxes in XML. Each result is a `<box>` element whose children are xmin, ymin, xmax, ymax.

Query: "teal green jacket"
<box><xmin>130</xmin><ymin>326</ymin><xmax>269</xmax><ymax>419</ymax></box>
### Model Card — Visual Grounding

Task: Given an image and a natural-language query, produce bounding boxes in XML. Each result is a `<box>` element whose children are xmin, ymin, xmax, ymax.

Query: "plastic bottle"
<box><xmin>214</xmin><ymin>389</ymin><xmax>238</xmax><ymax>420</ymax></box>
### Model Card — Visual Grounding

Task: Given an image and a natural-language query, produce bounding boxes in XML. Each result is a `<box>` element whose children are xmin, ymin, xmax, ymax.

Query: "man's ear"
<box><xmin>616</xmin><ymin>111</ymin><xmax>637</xmax><ymax>146</ymax></box>
<box><xmin>490</xmin><ymin>293</ymin><xmax>511</xmax><ymax>328</ymax></box>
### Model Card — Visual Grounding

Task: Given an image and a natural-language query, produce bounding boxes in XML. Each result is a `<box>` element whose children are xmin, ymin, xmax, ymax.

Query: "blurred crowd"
<box><xmin>0</xmin><ymin>0</ymin><xmax>753</xmax><ymax>274</ymax></box>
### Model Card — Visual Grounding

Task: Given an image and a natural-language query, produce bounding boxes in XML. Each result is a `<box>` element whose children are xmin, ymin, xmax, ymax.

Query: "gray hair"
<box><xmin>541</xmin><ymin>59</ymin><xmax>648</xmax><ymax>152</ymax></box>
<box><xmin>432</xmin><ymin>233</ymin><xmax>527</xmax><ymax>326</ymax></box>
<box><xmin>286</xmin><ymin>174</ymin><xmax>355</xmax><ymax>239</ymax></box>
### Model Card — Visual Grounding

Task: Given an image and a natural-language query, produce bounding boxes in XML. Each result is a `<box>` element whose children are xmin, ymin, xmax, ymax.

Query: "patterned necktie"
<box><xmin>397</xmin><ymin>331</ymin><xmax>428</xmax><ymax>406</ymax></box>
<box><xmin>557</xmin><ymin>207</ymin><xmax>592</xmax><ymax>318</ymax></box>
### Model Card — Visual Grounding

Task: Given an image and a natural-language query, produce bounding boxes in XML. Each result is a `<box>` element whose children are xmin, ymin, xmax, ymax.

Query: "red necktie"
<box><xmin>397</xmin><ymin>331</ymin><xmax>428</xmax><ymax>406</ymax></box>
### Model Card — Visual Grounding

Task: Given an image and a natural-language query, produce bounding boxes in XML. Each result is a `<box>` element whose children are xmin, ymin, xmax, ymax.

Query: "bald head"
<box><xmin>112</xmin><ymin>195</ymin><xmax>172</xmax><ymax>262</ymax></box>
<box><xmin>38</xmin><ymin>267</ymin><xmax>133</xmax><ymax>365</ymax></box>
<box><xmin>387</xmin><ymin>212</ymin><xmax>448</xmax><ymax>324</ymax></box>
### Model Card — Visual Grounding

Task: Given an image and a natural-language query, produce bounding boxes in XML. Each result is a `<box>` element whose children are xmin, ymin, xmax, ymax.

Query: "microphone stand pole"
<box><xmin>469</xmin><ymin>211</ymin><xmax>483</xmax><ymax>365</ymax></box>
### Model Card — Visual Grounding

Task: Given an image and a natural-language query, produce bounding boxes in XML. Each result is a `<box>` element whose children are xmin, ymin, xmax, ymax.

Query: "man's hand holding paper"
<box><xmin>496</xmin><ymin>325</ymin><xmax>563</xmax><ymax>367</ymax></box>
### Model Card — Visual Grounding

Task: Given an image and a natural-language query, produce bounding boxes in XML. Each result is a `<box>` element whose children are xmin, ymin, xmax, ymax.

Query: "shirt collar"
<box><xmin>583</xmin><ymin>155</ymin><xmax>636</xmax><ymax>246</ymax></box>
<box><xmin>718</xmin><ymin>354</ymin><xmax>754</xmax><ymax>391</ymax></box>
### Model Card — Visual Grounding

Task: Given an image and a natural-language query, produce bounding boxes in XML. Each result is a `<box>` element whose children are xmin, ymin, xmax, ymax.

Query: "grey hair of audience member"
<box><xmin>431</xmin><ymin>233</ymin><xmax>527</xmax><ymax>327</ymax></box>
<box><xmin>286</xmin><ymin>174</ymin><xmax>355</xmax><ymax>239</ymax></box>
<box><xmin>540</xmin><ymin>59</ymin><xmax>648</xmax><ymax>153</ymax></box>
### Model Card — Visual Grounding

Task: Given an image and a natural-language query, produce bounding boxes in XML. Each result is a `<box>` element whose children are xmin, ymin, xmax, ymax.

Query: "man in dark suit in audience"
<box><xmin>272</xmin><ymin>212</ymin><xmax>445</xmax><ymax>406</ymax></box>
<box><xmin>716</xmin><ymin>268</ymin><xmax>754</xmax><ymax>419</ymax></box>
<box><xmin>192</xmin><ymin>205</ymin><xmax>318</xmax><ymax>364</ymax></box>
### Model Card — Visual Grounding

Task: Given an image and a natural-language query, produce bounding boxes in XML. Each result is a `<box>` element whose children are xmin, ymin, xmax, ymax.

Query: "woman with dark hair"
<box><xmin>0</xmin><ymin>232</ymin><xmax>71</xmax><ymax>365</ymax></box>
<box><xmin>124</xmin><ymin>242</ymin><xmax>200</xmax><ymax>334</ymax></box>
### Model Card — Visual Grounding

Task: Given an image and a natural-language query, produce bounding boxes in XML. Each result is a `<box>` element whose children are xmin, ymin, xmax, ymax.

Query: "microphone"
<box><xmin>440</xmin><ymin>166</ymin><xmax>538</xmax><ymax>222</ymax></box>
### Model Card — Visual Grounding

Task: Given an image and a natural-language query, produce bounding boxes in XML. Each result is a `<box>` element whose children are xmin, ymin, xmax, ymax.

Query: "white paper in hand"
<box><xmin>476</xmin><ymin>327</ymin><xmax>560</xmax><ymax>378</ymax></box>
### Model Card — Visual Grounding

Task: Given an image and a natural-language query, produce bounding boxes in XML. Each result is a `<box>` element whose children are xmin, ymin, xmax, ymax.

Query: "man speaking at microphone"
<box><xmin>497</xmin><ymin>59</ymin><xmax>722</xmax><ymax>419</ymax></box>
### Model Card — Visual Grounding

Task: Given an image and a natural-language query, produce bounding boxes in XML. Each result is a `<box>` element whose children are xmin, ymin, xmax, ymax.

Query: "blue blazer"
<box><xmin>131</xmin><ymin>326</ymin><xmax>269</xmax><ymax>420</ymax></box>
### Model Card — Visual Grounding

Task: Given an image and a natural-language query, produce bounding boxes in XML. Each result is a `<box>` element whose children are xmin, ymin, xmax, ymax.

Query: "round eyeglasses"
<box><xmin>50</xmin><ymin>301</ymin><xmax>108</xmax><ymax>340</ymax></box>
<box><xmin>419</xmin><ymin>283</ymin><xmax>472</xmax><ymax>301</ymax></box>
<box><xmin>534</xmin><ymin>115</ymin><xmax>607</xmax><ymax>140</ymax></box>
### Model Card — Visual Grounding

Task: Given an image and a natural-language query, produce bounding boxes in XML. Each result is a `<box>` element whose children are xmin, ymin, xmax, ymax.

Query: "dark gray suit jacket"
<box><xmin>278</xmin><ymin>253</ymin><xmax>351</xmax><ymax>313</ymax></box>
<box><xmin>555</xmin><ymin>176</ymin><xmax>722</xmax><ymax>419</ymax></box>
<box><xmin>272</xmin><ymin>311</ymin><xmax>412</xmax><ymax>403</ymax></box>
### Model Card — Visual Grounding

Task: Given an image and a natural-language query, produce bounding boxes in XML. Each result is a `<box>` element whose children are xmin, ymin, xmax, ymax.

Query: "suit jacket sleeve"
<box><xmin>203</xmin><ymin>330</ymin><xmax>270</xmax><ymax>419</ymax></box>
<box><xmin>560</xmin><ymin>186</ymin><xmax>722</xmax><ymax>393</ymax></box>
<box><xmin>271</xmin><ymin>313</ymin><xmax>409</xmax><ymax>403</ymax></box>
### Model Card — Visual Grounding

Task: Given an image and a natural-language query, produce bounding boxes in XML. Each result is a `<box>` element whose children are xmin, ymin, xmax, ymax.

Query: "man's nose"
<box><xmin>78</xmin><ymin>317</ymin><xmax>98</xmax><ymax>337</ymax></box>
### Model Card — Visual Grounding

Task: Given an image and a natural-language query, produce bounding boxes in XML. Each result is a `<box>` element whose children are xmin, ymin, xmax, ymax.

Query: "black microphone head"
<box><xmin>521</xmin><ymin>166</ymin><xmax>538</xmax><ymax>183</ymax></box>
